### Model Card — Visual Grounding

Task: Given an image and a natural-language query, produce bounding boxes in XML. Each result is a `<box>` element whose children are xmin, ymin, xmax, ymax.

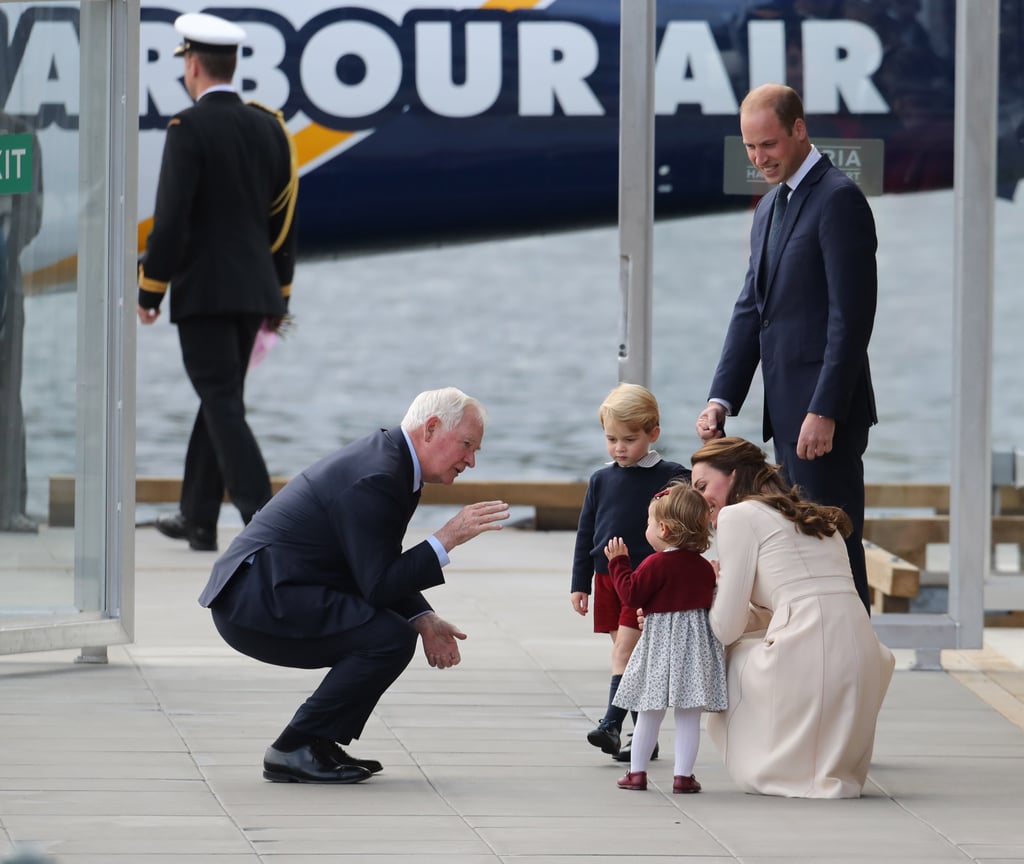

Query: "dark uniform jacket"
<box><xmin>139</xmin><ymin>90</ymin><xmax>297</xmax><ymax>322</ymax></box>
<box><xmin>198</xmin><ymin>427</ymin><xmax>445</xmax><ymax>639</ymax></box>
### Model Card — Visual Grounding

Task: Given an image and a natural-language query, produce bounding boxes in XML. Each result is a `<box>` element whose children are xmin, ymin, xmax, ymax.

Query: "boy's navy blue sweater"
<box><xmin>570</xmin><ymin>459</ymin><xmax>690</xmax><ymax>594</ymax></box>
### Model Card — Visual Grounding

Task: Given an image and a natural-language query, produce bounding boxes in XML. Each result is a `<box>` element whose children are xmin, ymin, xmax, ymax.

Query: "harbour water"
<box><xmin>19</xmin><ymin>188</ymin><xmax>1024</xmax><ymax>522</ymax></box>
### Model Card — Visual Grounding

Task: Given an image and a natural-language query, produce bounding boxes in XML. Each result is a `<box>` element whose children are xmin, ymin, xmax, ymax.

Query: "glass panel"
<box><xmin>0</xmin><ymin>0</ymin><xmax>134</xmax><ymax>650</ymax></box>
<box><xmin>992</xmin><ymin>0</ymin><xmax>1024</xmax><ymax>608</ymax></box>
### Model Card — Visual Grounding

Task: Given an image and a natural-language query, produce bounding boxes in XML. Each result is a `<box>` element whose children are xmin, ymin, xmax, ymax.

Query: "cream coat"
<box><xmin>708</xmin><ymin>500</ymin><xmax>895</xmax><ymax>798</ymax></box>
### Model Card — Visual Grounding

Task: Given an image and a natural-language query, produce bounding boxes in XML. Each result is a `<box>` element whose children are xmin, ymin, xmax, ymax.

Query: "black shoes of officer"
<box><xmin>614</xmin><ymin>736</ymin><xmax>659</xmax><ymax>763</ymax></box>
<box><xmin>155</xmin><ymin>511</ymin><xmax>218</xmax><ymax>552</ymax></box>
<box><xmin>587</xmin><ymin>719</ymin><xmax>621</xmax><ymax>756</ymax></box>
<box><xmin>325</xmin><ymin>742</ymin><xmax>383</xmax><ymax>774</ymax></box>
<box><xmin>262</xmin><ymin>742</ymin><xmax>372</xmax><ymax>784</ymax></box>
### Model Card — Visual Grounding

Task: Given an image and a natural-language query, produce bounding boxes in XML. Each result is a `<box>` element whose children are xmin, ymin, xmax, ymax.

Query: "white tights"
<box><xmin>630</xmin><ymin>707</ymin><xmax>702</xmax><ymax>776</ymax></box>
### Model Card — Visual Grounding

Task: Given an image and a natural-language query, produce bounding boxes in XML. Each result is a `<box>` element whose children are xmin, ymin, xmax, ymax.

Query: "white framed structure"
<box><xmin>617</xmin><ymin>0</ymin><xmax>1007</xmax><ymax>661</ymax></box>
<box><xmin>0</xmin><ymin>0</ymin><xmax>139</xmax><ymax>658</ymax></box>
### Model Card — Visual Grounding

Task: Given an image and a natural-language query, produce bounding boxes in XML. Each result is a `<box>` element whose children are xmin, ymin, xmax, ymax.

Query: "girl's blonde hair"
<box><xmin>651</xmin><ymin>480</ymin><xmax>711</xmax><ymax>553</ymax></box>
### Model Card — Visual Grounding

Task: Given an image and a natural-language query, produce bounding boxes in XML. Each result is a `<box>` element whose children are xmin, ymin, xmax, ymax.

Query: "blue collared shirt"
<box><xmin>400</xmin><ymin>426</ymin><xmax>450</xmax><ymax>568</ymax></box>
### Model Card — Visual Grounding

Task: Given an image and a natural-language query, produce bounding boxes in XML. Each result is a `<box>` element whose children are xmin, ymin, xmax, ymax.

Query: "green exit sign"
<box><xmin>0</xmin><ymin>134</ymin><xmax>33</xmax><ymax>194</ymax></box>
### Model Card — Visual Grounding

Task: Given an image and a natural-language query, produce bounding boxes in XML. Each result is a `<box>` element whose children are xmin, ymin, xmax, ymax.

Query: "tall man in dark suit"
<box><xmin>696</xmin><ymin>84</ymin><xmax>877</xmax><ymax>612</ymax></box>
<box><xmin>199</xmin><ymin>388</ymin><xmax>510</xmax><ymax>784</ymax></box>
<box><xmin>137</xmin><ymin>13</ymin><xmax>298</xmax><ymax>551</ymax></box>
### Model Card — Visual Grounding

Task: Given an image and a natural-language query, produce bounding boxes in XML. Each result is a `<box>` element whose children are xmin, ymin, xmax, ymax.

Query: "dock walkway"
<box><xmin>2</xmin><ymin>523</ymin><xmax>1024</xmax><ymax>862</ymax></box>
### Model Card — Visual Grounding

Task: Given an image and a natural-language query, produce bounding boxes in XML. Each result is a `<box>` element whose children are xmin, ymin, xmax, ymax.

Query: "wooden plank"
<box><xmin>863</xmin><ymin>483</ymin><xmax>1024</xmax><ymax>514</ymax></box>
<box><xmin>419</xmin><ymin>480</ymin><xmax>586</xmax><ymax>509</ymax></box>
<box><xmin>870</xmin><ymin>592</ymin><xmax>911</xmax><ymax>614</ymax></box>
<box><xmin>49</xmin><ymin>476</ymin><xmax>588</xmax><ymax>529</ymax></box>
<box><xmin>48</xmin><ymin>475</ymin><xmax>75</xmax><ymax>528</ymax></box>
<box><xmin>50</xmin><ymin>475</ymin><xmax>292</xmax><ymax>527</ymax></box>
<box><xmin>865</xmin><ymin>482</ymin><xmax>949</xmax><ymax>510</ymax></box>
<box><xmin>133</xmin><ymin>475</ymin><xmax>290</xmax><ymax>503</ymax></box>
<box><xmin>984</xmin><ymin>610</ymin><xmax>1024</xmax><ymax>627</ymax></box>
<box><xmin>54</xmin><ymin>475</ymin><xmax>1021</xmax><ymax>516</ymax></box>
<box><xmin>863</xmin><ymin>542</ymin><xmax>920</xmax><ymax>598</ymax></box>
<box><xmin>863</xmin><ymin>515</ymin><xmax>1024</xmax><ymax>570</ymax></box>
<box><xmin>47</xmin><ymin>475</ymin><xmax>1024</xmax><ymax>544</ymax></box>
<box><xmin>862</xmin><ymin>516</ymin><xmax>949</xmax><ymax>568</ymax></box>
<box><xmin>997</xmin><ymin>486</ymin><xmax>1024</xmax><ymax>514</ymax></box>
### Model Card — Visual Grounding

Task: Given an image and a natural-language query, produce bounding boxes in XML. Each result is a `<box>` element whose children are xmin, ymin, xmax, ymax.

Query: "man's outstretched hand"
<box><xmin>414</xmin><ymin>611</ymin><xmax>467</xmax><ymax>670</ymax></box>
<box><xmin>434</xmin><ymin>500</ymin><xmax>509</xmax><ymax>551</ymax></box>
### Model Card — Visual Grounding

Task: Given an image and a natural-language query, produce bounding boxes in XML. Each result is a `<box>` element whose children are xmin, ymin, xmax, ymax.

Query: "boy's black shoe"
<box><xmin>613</xmin><ymin>736</ymin><xmax>659</xmax><ymax>762</ymax></box>
<box><xmin>587</xmin><ymin>720</ymin><xmax>621</xmax><ymax>755</ymax></box>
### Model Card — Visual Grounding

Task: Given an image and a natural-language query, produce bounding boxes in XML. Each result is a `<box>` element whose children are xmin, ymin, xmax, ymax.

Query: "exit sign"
<box><xmin>0</xmin><ymin>134</ymin><xmax>33</xmax><ymax>194</ymax></box>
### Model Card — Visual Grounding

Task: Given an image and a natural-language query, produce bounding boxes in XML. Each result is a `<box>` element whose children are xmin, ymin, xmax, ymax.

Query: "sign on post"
<box><xmin>0</xmin><ymin>134</ymin><xmax>34</xmax><ymax>195</ymax></box>
<box><xmin>722</xmin><ymin>136</ymin><xmax>884</xmax><ymax>196</ymax></box>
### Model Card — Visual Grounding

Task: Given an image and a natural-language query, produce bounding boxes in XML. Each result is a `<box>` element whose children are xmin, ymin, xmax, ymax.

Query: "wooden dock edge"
<box><xmin>48</xmin><ymin>475</ymin><xmax>588</xmax><ymax>531</ymax></box>
<box><xmin>50</xmin><ymin>475</ymin><xmax>1024</xmax><ymax>534</ymax></box>
<box><xmin>45</xmin><ymin>478</ymin><xmax>1024</xmax><ymax>610</ymax></box>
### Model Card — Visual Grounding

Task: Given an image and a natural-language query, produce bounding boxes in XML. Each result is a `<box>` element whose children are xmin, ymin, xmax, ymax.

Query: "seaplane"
<box><xmin>5</xmin><ymin>0</ymin><xmax>1023</xmax><ymax>294</ymax></box>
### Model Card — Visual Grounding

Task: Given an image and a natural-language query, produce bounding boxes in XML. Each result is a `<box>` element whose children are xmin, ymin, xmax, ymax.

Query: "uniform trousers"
<box><xmin>0</xmin><ymin>252</ymin><xmax>29</xmax><ymax>528</ymax></box>
<box><xmin>773</xmin><ymin>421</ymin><xmax>871</xmax><ymax>614</ymax></box>
<box><xmin>176</xmin><ymin>314</ymin><xmax>271</xmax><ymax>527</ymax></box>
<box><xmin>211</xmin><ymin>601</ymin><xmax>419</xmax><ymax>742</ymax></box>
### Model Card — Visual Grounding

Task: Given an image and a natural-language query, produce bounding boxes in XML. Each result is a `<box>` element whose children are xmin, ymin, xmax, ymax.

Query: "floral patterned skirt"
<box><xmin>613</xmin><ymin>609</ymin><xmax>728</xmax><ymax>713</ymax></box>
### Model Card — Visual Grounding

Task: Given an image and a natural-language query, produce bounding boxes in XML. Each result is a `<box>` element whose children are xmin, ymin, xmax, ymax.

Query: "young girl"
<box><xmin>605</xmin><ymin>481</ymin><xmax>727</xmax><ymax>793</ymax></box>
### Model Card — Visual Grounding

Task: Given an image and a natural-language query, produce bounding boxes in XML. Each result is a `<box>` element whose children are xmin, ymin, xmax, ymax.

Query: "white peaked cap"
<box><xmin>173</xmin><ymin>12</ymin><xmax>246</xmax><ymax>55</ymax></box>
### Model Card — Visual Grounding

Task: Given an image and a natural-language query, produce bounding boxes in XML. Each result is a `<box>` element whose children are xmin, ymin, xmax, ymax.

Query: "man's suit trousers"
<box><xmin>211</xmin><ymin>599</ymin><xmax>419</xmax><ymax>742</ymax></box>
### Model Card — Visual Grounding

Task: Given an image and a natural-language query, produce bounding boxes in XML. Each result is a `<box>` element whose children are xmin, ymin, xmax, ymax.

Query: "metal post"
<box><xmin>948</xmin><ymin>0</ymin><xmax>998</xmax><ymax>651</ymax></box>
<box><xmin>616</xmin><ymin>0</ymin><xmax>656</xmax><ymax>386</ymax></box>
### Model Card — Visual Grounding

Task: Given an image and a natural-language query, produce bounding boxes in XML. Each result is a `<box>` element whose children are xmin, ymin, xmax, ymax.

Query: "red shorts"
<box><xmin>592</xmin><ymin>572</ymin><xmax>641</xmax><ymax>633</ymax></box>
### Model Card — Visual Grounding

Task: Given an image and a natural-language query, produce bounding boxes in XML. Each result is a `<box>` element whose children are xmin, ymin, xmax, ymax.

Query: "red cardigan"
<box><xmin>608</xmin><ymin>548</ymin><xmax>715</xmax><ymax>612</ymax></box>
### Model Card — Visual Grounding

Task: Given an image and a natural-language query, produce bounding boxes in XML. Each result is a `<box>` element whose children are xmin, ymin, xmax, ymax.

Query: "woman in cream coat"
<box><xmin>691</xmin><ymin>437</ymin><xmax>895</xmax><ymax>798</ymax></box>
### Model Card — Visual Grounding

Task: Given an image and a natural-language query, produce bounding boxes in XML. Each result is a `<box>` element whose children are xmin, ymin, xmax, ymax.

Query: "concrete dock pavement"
<box><xmin>2</xmin><ymin>522</ymin><xmax>1024</xmax><ymax>863</ymax></box>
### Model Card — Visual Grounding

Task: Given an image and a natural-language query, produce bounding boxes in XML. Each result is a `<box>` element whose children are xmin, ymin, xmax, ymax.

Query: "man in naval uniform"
<box><xmin>138</xmin><ymin>12</ymin><xmax>298</xmax><ymax>551</ymax></box>
<box><xmin>0</xmin><ymin>112</ymin><xmax>43</xmax><ymax>533</ymax></box>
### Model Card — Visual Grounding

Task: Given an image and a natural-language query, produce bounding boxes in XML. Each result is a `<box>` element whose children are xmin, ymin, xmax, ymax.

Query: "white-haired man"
<box><xmin>199</xmin><ymin>388</ymin><xmax>509</xmax><ymax>784</ymax></box>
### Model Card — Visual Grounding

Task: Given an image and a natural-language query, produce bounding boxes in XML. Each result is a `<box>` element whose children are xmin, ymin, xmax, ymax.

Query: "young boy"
<box><xmin>570</xmin><ymin>383</ymin><xmax>690</xmax><ymax>761</ymax></box>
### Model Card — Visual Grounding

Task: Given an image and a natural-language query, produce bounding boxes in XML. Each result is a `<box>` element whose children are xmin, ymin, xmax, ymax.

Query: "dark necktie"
<box><xmin>765</xmin><ymin>183</ymin><xmax>790</xmax><ymax>272</ymax></box>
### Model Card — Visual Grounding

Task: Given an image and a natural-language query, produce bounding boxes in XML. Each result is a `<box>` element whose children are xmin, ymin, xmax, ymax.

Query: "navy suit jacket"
<box><xmin>710</xmin><ymin>154</ymin><xmax>878</xmax><ymax>445</ymax></box>
<box><xmin>198</xmin><ymin>427</ymin><xmax>443</xmax><ymax>638</ymax></box>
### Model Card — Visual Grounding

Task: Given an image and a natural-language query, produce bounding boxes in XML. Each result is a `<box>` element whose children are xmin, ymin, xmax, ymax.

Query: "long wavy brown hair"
<box><xmin>691</xmin><ymin>437</ymin><xmax>851</xmax><ymax>539</ymax></box>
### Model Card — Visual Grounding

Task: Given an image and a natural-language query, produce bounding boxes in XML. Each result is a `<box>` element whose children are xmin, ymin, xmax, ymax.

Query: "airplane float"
<box><xmin>4</xmin><ymin>0</ymin><xmax>1023</xmax><ymax>293</ymax></box>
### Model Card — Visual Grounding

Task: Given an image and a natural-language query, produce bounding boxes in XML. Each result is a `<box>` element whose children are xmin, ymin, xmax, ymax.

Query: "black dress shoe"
<box><xmin>155</xmin><ymin>511</ymin><xmax>188</xmax><ymax>540</ymax></box>
<box><xmin>325</xmin><ymin>742</ymin><xmax>383</xmax><ymax>774</ymax></box>
<box><xmin>587</xmin><ymin>720</ymin><xmax>621</xmax><ymax>755</ymax></box>
<box><xmin>187</xmin><ymin>525</ymin><xmax>218</xmax><ymax>552</ymax></box>
<box><xmin>263</xmin><ymin>743</ymin><xmax>372</xmax><ymax>784</ymax></box>
<box><xmin>155</xmin><ymin>512</ymin><xmax>217</xmax><ymax>552</ymax></box>
<box><xmin>613</xmin><ymin>737</ymin><xmax>659</xmax><ymax>763</ymax></box>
